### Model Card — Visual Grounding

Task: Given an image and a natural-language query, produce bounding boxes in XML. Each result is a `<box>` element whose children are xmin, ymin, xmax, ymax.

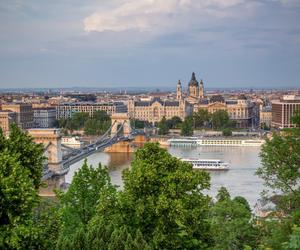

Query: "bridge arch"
<box><xmin>111</xmin><ymin>113</ymin><xmax>132</xmax><ymax>137</ymax></box>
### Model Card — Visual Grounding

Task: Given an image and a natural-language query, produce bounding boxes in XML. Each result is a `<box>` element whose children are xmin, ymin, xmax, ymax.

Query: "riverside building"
<box><xmin>0</xmin><ymin>110</ymin><xmax>17</xmax><ymax>136</ymax></box>
<box><xmin>1</xmin><ymin>103</ymin><xmax>34</xmax><ymax>129</ymax></box>
<box><xmin>56</xmin><ymin>102</ymin><xmax>127</xmax><ymax>119</ymax></box>
<box><xmin>271</xmin><ymin>95</ymin><xmax>300</xmax><ymax>128</ymax></box>
<box><xmin>33</xmin><ymin>107</ymin><xmax>56</xmax><ymax>128</ymax></box>
<box><xmin>176</xmin><ymin>72</ymin><xmax>257</xmax><ymax>128</ymax></box>
<box><xmin>128</xmin><ymin>97</ymin><xmax>193</xmax><ymax>124</ymax></box>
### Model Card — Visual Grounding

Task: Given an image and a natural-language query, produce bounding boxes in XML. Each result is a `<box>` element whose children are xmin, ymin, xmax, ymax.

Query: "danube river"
<box><xmin>66</xmin><ymin>146</ymin><xmax>264</xmax><ymax>207</ymax></box>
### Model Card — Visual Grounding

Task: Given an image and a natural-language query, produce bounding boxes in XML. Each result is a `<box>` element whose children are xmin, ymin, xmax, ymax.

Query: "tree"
<box><xmin>282</xmin><ymin>225</ymin><xmax>300</xmax><ymax>249</ymax></box>
<box><xmin>210</xmin><ymin>188</ymin><xmax>258</xmax><ymax>249</ymax></box>
<box><xmin>181</xmin><ymin>116</ymin><xmax>194</xmax><ymax>136</ymax></box>
<box><xmin>58</xmin><ymin>159</ymin><xmax>116</xmax><ymax>238</ymax></box>
<box><xmin>211</xmin><ymin>110</ymin><xmax>230</xmax><ymax>130</ymax></box>
<box><xmin>257</xmin><ymin>133</ymin><xmax>300</xmax><ymax>203</ymax></box>
<box><xmin>120</xmin><ymin>143</ymin><xmax>212</xmax><ymax>249</ymax></box>
<box><xmin>157</xmin><ymin>117</ymin><xmax>169</xmax><ymax>135</ymax></box>
<box><xmin>256</xmin><ymin>112</ymin><xmax>300</xmax><ymax>248</ymax></box>
<box><xmin>93</xmin><ymin>110</ymin><xmax>110</xmax><ymax>122</ymax></box>
<box><xmin>291</xmin><ymin>110</ymin><xmax>300</xmax><ymax>128</ymax></box>
<box><xmin>166</xmin><ymin>116</ymin><xmax>182</xmax><ymax>129</ymax></box>
<box><xmin>0</xmin><ymin>125</ymin><xmax>46</xmax><ymax>249</ymax></box>
<box><xmin>82</xmin><ymin>111</ymin><xmax>111</xmax><ymax>136</ymax></box>
<box><xmin>222</xmin><ymin>128</ymin><xmax>232</xmax><ymax>136</ymax></box>
<box><xmin>0</xmin><ymin>153</ymin><xmax>38</xmax><ymax>248</ymax></box>
<box><xmin>3</xmin><ymin>124</ymin><xmax>45</xmax><ymax>189</ymax></box>
<box><xmin>131</xmin><ymin>119</ymin><xmax>146</xmax><ymax>129</ymax></box>
<box><xmin>194</xmin><ymin>109</ymin><xmax>210</xmax><ymax>128</ymax></box>
<box><xmin>15</xmin><ymin>198</ymin><xmax>61</xmax><ymax>250</ymax></box>
<box><xmin>71</xmin><ymin>112</ymin><xmax>89</xmax><ymax>130</ymax></box>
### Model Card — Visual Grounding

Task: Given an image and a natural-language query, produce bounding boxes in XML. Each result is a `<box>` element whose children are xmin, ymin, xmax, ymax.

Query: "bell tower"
<box><xmin>176</xmin><ymin>80</ymin><xmax>182</xmax><ymax>100</ymax></box>
<box><xmin>199</xmin><ymin>79</ymin><xmax>204</xmax><ymax>99</ymax></box>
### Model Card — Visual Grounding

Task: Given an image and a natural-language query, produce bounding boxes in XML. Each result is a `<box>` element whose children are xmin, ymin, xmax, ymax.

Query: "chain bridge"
<box><xmin>29</xmin><ymin>113</ymin><xmax>140</xmax><ymax>186</ymax></box>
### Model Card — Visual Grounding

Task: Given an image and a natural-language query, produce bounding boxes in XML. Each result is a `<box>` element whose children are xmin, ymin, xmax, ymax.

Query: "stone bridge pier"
<box><xmin>28</xmin><ymin>128</ymin><xmax>65</xmax><ymax>196</ymax></box>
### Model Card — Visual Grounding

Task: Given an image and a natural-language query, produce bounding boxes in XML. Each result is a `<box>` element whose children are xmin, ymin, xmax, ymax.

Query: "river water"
<box><xmin>66</xmin><ymin>145</ymin><xmax>264</xmax><ymax>208</ymax></box>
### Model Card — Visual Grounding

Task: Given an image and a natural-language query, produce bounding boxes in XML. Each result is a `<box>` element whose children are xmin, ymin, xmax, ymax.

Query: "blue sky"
<box><xmin>0</xmin><ymin>0</ymin><xmax>299</xmax><ymax>89</ymax></box>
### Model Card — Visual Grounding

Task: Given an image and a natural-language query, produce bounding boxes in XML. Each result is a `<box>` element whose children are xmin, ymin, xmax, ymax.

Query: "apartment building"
<box><xmin>56</xmin><ymin>102</ymin><xmax>127</xmax><ymax>119</ymax></box>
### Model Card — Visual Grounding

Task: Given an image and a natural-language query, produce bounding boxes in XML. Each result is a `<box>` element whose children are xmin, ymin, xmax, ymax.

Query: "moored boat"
<box><xmin>180</xmin><ymin>158</ymin><xmax>230</xmax><ymax>170</ymax></box>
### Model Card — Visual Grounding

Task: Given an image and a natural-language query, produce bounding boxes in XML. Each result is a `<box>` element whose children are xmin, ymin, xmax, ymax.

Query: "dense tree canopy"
<box><xmin>211</xmin><ymin>188</ymin><xmax>258</xmax><ymax>250</ymax></box>
<box><xmin>119</xmin><ymin>143</ymin><xmax>211</xmax><ymax>249</ymax></box>
<box><xmin>58</xmin><ymin>111</ymin><xmax>111</xmax><ymax>136</ymax></box>
<box><xmin>0</xmin><ymin>125</ymin><xmax>53</xmax><ymax>249</ymax></box>
<box><xmin>193</xmin><ymin>109</ymin><xmax>211</xmax><ymax>128</ymax></box>
<box><xmin>211</xmin><ymin>110</ymin><xmax>230</xmax><ymax>129</ymax></box>
<box><xmin>157</xmin><ymin>117</ymin><xmax>169</xmax><ymax>135</ymax></box>
<box><xmin>58</xmin><ymin>159</ymin><xmax>116</xmax><ymax>238</ymax></box>
<box><xmin>2</xmin><ymin>110</ymin><xmax>300</xmax><ymax>249</ymax></box>
<box><xmin>166</xmin><ymin>116</ymin><xmax>182</xmax><ymax>129</ymax></box>
<box><xmin>256</xmin><ymin>111</ymin><xmax>300</xmax><ymax>248</ymax></box>
<box><xmin>181</xmin><ymin>116</ymin><xmax>194</xmax><ymax>136</ymax></box>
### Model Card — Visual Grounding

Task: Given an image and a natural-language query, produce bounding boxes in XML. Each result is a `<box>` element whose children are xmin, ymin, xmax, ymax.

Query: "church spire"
<box><xmin>176</xmin><ymin>80</ymin><xmax>182</xmax><ymax>100</ymax></box>
<box><xmin>199</xmin><ymin>79</ymin><xmax>204</xmax><ymax>98</ymax></box>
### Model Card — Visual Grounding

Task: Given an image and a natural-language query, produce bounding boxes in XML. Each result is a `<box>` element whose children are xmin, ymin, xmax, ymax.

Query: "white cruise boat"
<box><xmin>168</xmin><ymin>138</ymin><xmax>264</xmax><ymax>147</ymax></box>
<box><xmin>180</xmin><ymin>158</ymin><xmax>230</xmax><ymax>171</ymax></box>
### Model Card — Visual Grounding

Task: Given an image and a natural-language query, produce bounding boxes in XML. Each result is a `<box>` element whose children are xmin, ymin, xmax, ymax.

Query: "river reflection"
<box><xmin>66</xmin><ymin>146</ymin><xmax>264</xmax><ymax>207</ymax></box>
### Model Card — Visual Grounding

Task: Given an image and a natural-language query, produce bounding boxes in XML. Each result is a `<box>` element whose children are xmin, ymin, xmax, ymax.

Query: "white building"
<box><xmin>56</xmin><ymin>102</ymin><xmax>127</xmax><ymax>119</ymax></box>
<box><xmin>33</xmin><ymin>108</ymin><xmax>56</xmax><ymax>128</ymax></box>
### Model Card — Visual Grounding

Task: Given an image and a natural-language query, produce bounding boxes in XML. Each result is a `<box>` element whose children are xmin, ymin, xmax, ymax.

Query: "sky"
<box><xmin>0</xmin><ymin>0</ymin><xmax>300</xmax><ymax>89</ymax></box>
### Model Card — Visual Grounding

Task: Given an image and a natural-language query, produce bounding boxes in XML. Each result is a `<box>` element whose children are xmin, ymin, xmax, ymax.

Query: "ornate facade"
<box><xmin>195</xmin><ymin>94</ymin><xmax>257</xmax><ymax>128</ymax></box>
<box><xmin>177</xmin><ymin>72</ymin><xmax>205</xmax><ymax>104</ymax></box>
<box><xmin>128</xmin><ymin>97</ymin><xmax>193</xmax><ymax>124</ymax></box>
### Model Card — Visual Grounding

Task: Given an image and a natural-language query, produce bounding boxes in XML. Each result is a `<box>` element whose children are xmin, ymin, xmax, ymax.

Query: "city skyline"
<box><xmin>0</xmin><ymin>0</ymin><xmax>300</xmax><ymax>89</ymax></box>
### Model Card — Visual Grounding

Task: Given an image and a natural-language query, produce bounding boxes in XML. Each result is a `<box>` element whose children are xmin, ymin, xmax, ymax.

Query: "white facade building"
<box><xmin>33</xmin><ymin>108</ymin><xmax>56</xmax><ymax>128</ymax></box>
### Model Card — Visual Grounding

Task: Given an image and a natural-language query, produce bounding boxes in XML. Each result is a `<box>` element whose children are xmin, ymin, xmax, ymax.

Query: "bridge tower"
<box><xmin>111</xmin><ymin>113</ymin><xmax>132</xmax><ymax>137</ymax></box>
<box><xmin>28</xmin><ymin>128</ymin><xmax>64</xmax><ymax>196</ymax></box>
<box><xmin>28</xmin><ymin>128</ymin><xmax>63</xmax><ymax>173</ymax></box>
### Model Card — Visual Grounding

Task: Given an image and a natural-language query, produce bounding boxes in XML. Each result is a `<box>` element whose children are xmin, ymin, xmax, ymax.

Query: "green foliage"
<box><xmin>291</xmin><ymin>110</ymin><xmax>300</xmax><ymax>128</ymax></box>
<box><xmin>0</xmin><ymin>152</ymin><xmax>38</xmax><ymax>248</ymax></box>
<box><xmin>283</xmin><ymin>225</ymin><xmax>300</xmax><ymax>249</ymax></box>
<box><xmin>93</xmin><ymin>110</ymin><xmax>110</xmax><ymax>121</ymax></box>
<box><xmin>216</xmin><ymin>186</ymin><xmax>230</xmax><ymax>202</ymax></box>
<box><xmin>0</xmin><ymin>125</ymin><xmax>50</xmax><ymax>249</ymax></box>
<box><xmin>256</xmin><ymin>124</ymin><xmax>300</xmax><ymax>248</ymax></box>
<box><xmin>13</xmin><ymin>198</ymin><xmax>61</xmax><ymax>250</ymax></box>
<box><xmin>166</xmin><ymin>116</ymin><xmax>182</xmax><ymax>129</ymax></box>
<box><xmin>58</xmin><ymin>159</ymin><xmax>116</xmax><ymax>238</ymax></box>
<box><xmin>58</xmin><ymin>111</ymin><xmax>111</xmax><ymax>135</ymax></box>
<box><xmin>3</xmin><ymin>124</ymin><xmax>45</xmax><ymax>189</ymax></box>
<box><xmin>257</xmin><ymin>133</ymin><xmax>300</xmax><ymax>196</ymax></box>
<box><xmin>211</xmin><ymin>187</ymin><xmax>258</xmax><ymax>250</ymax></box>
<box><xmin>180</xmin><ymin>116</ymin><xmax>194</xmax><ymax>136</ymax></box>
<box><xmin>130</xmin><ymin>119</ymin><xmax>150</xmax><ymax>129</ymax></box>
<box><xmin>84</xmin><ymin>119</ymin><xmax>111</xmax><ymax>136</ymax></box>
<box><xmin>194</xmin><ymin>109</ymin><xmax>211</xmax><ymax>128</ymax></box>
<box><xmin>157</xmin><ymin>116</ymin><xmax>169</xmax><ymax>135</ymax></box>
<box><xmin>211</xmin><ymin>110</ymin><xmax>230</xmax><ymax>129</ymax></box>
<box><xmin>222</xmin><ymin>128</ymin><xmax>232</xmax><ymax>136</ymax></box>
<box><xmin>120</xmin><ymin>143</ymin><xmax>211</xmax><ymax>249</ymax></box>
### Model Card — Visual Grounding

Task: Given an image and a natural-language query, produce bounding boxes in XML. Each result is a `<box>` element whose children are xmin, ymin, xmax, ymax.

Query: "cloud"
<box><xmin>83</xmin><ymin>0</ymin><xmax>247</xmax><ymax>33</ymax></box>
